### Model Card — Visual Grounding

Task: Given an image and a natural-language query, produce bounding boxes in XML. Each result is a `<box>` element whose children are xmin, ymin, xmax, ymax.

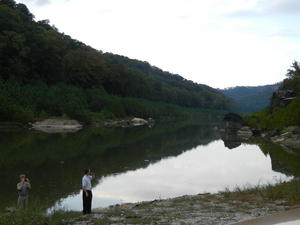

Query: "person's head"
<box><xmin>84</xmin><ymin>169</ymin><xmax>91</xmax><ymax>175</ymax></box>
<box><xmin>19</xmin><ymin>174</ymin><xmax>26</xmax><ymax>182</ymax></box>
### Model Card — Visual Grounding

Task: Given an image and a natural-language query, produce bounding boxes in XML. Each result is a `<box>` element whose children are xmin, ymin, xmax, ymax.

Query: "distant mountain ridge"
<box><xmin>220</xmin><ymin>84</ymin><xmax>280</xmax><ymax>114</ymax></box>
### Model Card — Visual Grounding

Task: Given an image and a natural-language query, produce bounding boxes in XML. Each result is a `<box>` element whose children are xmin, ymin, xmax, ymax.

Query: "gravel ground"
<box><xmin>70</xmin><ymin>193</ymin><xmax>291</xmax><ymax>225</ymax></box>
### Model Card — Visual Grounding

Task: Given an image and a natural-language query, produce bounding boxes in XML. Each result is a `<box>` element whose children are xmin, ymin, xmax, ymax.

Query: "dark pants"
<box><xmin>82</xmin><ymin>190</ymin><xmax>92</xmax><ymax>214</ymax></box>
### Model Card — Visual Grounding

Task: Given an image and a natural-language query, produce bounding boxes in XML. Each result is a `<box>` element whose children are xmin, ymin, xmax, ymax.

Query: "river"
<box><xmin>0</xmin><ymin>120</ymin><xmax>299</xmax><ymax>211</ymax></box>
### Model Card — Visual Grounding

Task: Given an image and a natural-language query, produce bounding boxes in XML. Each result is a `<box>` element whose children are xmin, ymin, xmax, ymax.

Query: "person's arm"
<box><xmin>26</xmin><ymin>179</ymin><xmax>31</xmax><ymax>189</ymax></box>
<box><xmin>90</xmin><ymin>172</ymin><xmax>95</xmax><ymax>179</ymax></box>
<box><xmin>17</xmin><ymin>182</ymin><xmax>24</xmax><ymax>191</ymax></box>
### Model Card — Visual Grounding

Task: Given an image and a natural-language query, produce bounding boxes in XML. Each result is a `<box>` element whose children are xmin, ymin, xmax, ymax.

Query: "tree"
<box><xmin>16</xmin><ymin>3</ymin><xmax>34</xmax><ymax>21</ymax></box>
<box><xmin>286</xmin><ymin>61</ymin><xmax>300</xmax><ymax>78</ymax></box>
<box><xmin>0</xmin><ymin>0</ymin><xmax>16</xmax><ymax>8</ymax></box>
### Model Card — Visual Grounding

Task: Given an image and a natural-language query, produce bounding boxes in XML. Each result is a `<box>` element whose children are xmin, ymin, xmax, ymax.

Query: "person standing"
<box><xmin>17</xmin><ymin>174</ymin><xmax>31</xmax><ymax>209</ymax></box>
<box><xmin>82</xmin><ymin>169</ymin><xmax>95</xmax><ymax>214</ymax></box>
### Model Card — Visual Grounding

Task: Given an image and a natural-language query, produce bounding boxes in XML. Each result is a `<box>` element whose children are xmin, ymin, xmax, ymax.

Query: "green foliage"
<box><xmin>0</xmin><ymin>82</ymin><xmax>226</xmax><ymax>123</ymax></box>
<box><xmin>245</xmin><ymin>97</ymin><xmax>300</xmax><ymax>130</ymax></box>
<box><xmin>0</xmin><ymin>202</ymin><xmax>80</xmax><ymax>225</ymax></box>
<box><xmin>221</xmin><ymin>179</ymin><xmax>300</xmax><ymax>204</ymax></box>
<box><xmin>0</xmin><ymin>0</ymin><xmax>232</xmax><ymax>123</ymax></box>
<box><xmin>282</xmin><ymin>76</ymin><xmax>300</xmax><ymax>92</ymax></box>
<box><xmin>286</xmin><ymin>61</ymin><xmax>300</xmax><ymax>79</ymax></box>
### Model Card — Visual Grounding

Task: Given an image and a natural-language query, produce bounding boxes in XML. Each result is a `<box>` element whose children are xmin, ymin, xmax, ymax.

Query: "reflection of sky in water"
<box><xmin>52</xmin><ymin>140</ymin><xmax>292</xmax><ymax>211</ymax></box>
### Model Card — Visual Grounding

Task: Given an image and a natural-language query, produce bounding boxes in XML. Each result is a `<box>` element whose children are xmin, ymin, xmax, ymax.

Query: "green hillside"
<box><xmin>0</xmin><ymin>0</ymin><xmax>232</xmax><ymax>123</ymax></box>
<box><xmin>220</xmin><ymin>84</ymin><xmax>279</xmax><ymax>114</ymax></box>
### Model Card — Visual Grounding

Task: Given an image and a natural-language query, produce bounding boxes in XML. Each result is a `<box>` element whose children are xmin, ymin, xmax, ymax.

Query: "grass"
<box><xmin>219</xmin><ymin>179</ymin><xmax>300</xmax><ymax>205</ymax></box>
<box><xmin>0</xmin><ymin>202</ymin><xmax>81</xmax><ymax>225</ymax></box>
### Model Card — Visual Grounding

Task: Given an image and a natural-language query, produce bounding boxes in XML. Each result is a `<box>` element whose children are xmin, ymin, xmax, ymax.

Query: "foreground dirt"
<box><xmin>233</xmin><ymin>208</ymin><xmax>300</xmax><ymax>225</ymax></box>
<box><xmin>70</xmin><ymin>193</ymin><xmax>293</xmax><ymax>225</ymax></box>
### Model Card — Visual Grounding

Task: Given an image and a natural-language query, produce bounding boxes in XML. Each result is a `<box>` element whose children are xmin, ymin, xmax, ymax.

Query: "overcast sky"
<box><xmin>17</xmin><ymin>0</ymin><xmax>300</xmax><ymax>88</ymax></box>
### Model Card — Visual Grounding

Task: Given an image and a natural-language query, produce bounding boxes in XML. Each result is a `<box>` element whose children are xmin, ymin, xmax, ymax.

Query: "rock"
<box><xmin>237</xmin><ymin>126</ymin><xmax>253</xmax><ymax>140</ymax></box>
<box><xmin>282</xmin><ymin>126</ymin><xmax>300</xmax><ymax>135</ymax></box>
<box><xmin>222</xmin><ymin>113</ymin><xmax>244</xmax><ymax>131</ymax></box>
<box><xmin>220</xmin><ymin>113</ymin><xmax>246</xmax><ymax>149</ymax></box>
<box><xmin>271</xmin><ymin>136</ymin><xmax>285</xmax><ymax>143</ymax></box>
<box><xmin>281</xmin><ymin>135</ymin><xmax>300</xmax><ymax>150</ymax></box>
<box><xmin>251</xmin><ymin>129</ymin><xmax>261</xmax><ymax>137</ymax></box>
<box><xmin>221</xmin><ymin>132</ymin><xmax>243</xmax><ymax>149</ymax></box>
<box><xmin>104</xmin><ymin>117</ymin><xmax>154</xmax><ymax>128</ymax></box>
<box><xmin>270</xmin><ymin>89</ymin><xmax>299</xmax><ymax>110</ymax></box>
<box><xmin>131</xmin><ymin>118</ymin><xmax>148</xmax><ymax>126</ymax></box>
<box><xmin>5</xmin><ymin>207</ymin><xmax>16</xmax><ymax>213</ymax></box>
<box><xmin>31</xmin><ymin>119</ymin><xmax>82</xmax><ymax>133</ymax></box>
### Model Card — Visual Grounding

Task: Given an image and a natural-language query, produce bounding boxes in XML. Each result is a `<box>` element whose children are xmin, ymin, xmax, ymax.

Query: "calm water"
<box><xmin>0</xmin><ymin>120</ymin><xmax>299</xmax><ymax>211</ymax></box>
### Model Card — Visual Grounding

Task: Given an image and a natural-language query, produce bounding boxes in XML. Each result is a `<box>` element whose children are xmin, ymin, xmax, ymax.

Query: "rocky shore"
<box><xmin>220</xmin><ymin>113</ymin><xmax>300</xmax><ymax>151</ymax></box>
<box><xmin>70</xmin><ymin>193</ymin><xmax>292</xmax><ymax>225</ymax></box>
<box><xmin>26</xmin><ymin>117</ymin><xmax>155</xmax><ymax>133</ymax></box>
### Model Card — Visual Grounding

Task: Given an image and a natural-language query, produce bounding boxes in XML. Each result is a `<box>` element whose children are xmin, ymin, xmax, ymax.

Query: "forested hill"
<box><xmin>220</xmin><ymin>84</ymin><xmax>279</xmax><ymax>114</ymax></box>
<box><xmin>0</xmin><ymin>0</ymin><xmax>231</xmax><ymax>123</ymax></box>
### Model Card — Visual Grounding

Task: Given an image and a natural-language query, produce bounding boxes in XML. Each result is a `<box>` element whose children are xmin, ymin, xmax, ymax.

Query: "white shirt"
<box><xmin>82</xmin><ymin>175</ymin><xmax>92</xmax><ymax>191</ymax></box>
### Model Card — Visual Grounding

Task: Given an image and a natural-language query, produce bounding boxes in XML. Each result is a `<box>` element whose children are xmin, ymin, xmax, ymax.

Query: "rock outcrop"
<box><xmin>220</xmin><ymin>113</ymin><xmax>253</xmax><ymax>149</ymax></box>
<box><xmin>267</xmin><ymin>126</ymin><xmax>300</xmax><ymax>150</ymax></box>
<box><xmin>270</xmin><ymin>89</ymin><xmax>299</xmax><ymax>110</ymax></box>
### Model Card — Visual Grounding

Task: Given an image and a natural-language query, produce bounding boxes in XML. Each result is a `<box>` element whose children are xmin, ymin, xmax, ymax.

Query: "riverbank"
<box><xmin>2</xmin><ymin>180</ymin><xmax>300</xmax><ymax>225</ymax></box>
<box><xmin>69</xmin><ymin>180</ymin><xmax>300</xmax><ymax>225</ymax></box>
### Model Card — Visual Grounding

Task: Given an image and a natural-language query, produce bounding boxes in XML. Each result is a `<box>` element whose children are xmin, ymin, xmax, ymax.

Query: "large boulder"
<box><xmin>221</xmin><ymin>113</ymin><xmax>243</xmax><ymax>132</ymax></box>
<box><xmin>131</xmin><ymin>118</ymin><xmax>148</xmax><ymax>126</ymax></box>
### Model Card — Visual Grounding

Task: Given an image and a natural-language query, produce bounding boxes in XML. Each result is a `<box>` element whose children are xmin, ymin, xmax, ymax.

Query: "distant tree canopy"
<box><xmin>0</xmin><ymin>0</ymin><xmax>232</xmax><ymax>122</ymax></box>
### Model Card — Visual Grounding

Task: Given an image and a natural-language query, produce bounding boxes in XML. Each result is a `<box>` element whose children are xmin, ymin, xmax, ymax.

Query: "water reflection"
<box><xmin>54</xmin><ymin>141</ymin><xmax>291</xmax><ymax>211</ymax></box>
<box><xmin>1</xmin><ymin>120</ymin><xmax>299</xmax><ymax>212</ymax></box>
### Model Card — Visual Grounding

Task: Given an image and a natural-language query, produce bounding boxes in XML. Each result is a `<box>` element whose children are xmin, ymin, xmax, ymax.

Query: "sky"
<box><xmin>17</xmin><ymin>0</ymin><xmax>300</xmax><ymax>88</ymax></box>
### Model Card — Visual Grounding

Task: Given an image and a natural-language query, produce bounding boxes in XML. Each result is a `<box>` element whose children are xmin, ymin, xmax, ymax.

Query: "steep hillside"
<box><xmin>0</xmin><ymin>0</ymin><xmax>232</xmax><ymax>123</ymax></box>
<box><xmin>220</xmin><ymin>84</ymin><xmax>279</xmax><ymax>114</ymax></box>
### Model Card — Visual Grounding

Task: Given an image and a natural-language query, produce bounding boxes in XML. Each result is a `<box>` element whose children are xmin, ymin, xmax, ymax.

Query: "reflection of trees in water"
<box><xmin>220</xmin><ymin>130</ymin><xmax>300</xmax><ymax>178</ymax></box>
<box><xmin>0</xmin><ymin>120</ymin><xmax>219</xmax><ymax>210</ymax></box>
<box><xmin>255</xmin><ymin>140</ymin><xmax>300</xmax><ymax>178</ymax></box>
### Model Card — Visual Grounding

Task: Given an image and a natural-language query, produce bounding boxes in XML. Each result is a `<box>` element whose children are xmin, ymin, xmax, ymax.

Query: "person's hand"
<box><xmin>85</xmin><ymin>192</ymin><xmax>89</xmax><ymax>197</ymax></box>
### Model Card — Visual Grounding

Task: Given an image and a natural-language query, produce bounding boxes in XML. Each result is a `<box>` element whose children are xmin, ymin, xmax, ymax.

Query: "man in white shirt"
<box><xmin>82</xmin><ymin>169</ymin><xmax>95</xmax><ymax>214</ymax></box>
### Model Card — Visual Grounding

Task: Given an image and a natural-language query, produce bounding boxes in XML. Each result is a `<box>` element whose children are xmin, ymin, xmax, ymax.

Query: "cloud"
<box><xmin>19</xmin><ymin>0</ymin><xmax>69</xmax><ymax>7</ymax></box>
<box><xmin>228</xmin><ymin>0</ymin><xmax>300</xmax><ymax>17</ymax></box>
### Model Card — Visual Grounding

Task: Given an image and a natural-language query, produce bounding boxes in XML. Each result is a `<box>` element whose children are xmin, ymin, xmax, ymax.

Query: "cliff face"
<box><xmin>270</xmin><ymin>89</ymin><xmax>299</xmax><ymax>111</ymax></box>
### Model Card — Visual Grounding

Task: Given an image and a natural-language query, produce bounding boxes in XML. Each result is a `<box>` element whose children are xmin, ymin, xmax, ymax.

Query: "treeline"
<box><xmin>0</xmin><ymin>81</ymin><xmax>228</xmax><ymax>123</ymax></box>
<box><xmin>245</xmin><ymin>61</ymin><xmax>300</xmax><ymax>130</ymax></box>
<box><xmin>0</xmin><ymin>0</ymin><xmax>232</xmax><ymax>123</ymax></box>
